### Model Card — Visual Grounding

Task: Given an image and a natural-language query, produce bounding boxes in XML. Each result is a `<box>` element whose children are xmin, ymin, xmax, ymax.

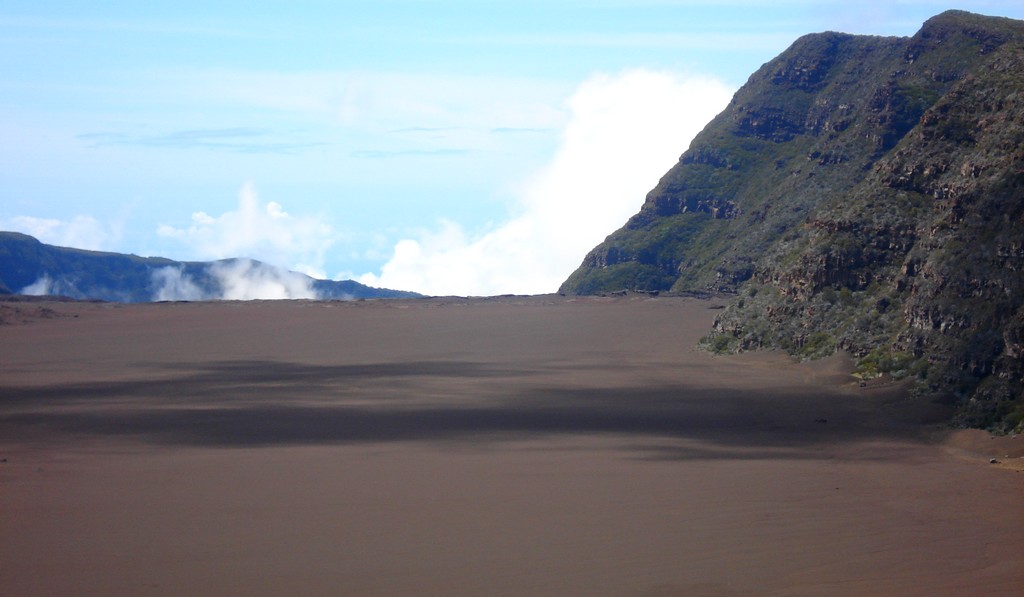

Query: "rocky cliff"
<box><xmin>560</xmin><ymin>11</ymin><xmax>1024</xmax><ymax>431</ymax></box>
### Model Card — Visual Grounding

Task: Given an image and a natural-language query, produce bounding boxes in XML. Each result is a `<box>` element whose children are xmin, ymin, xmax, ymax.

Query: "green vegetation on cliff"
<box><xmin>561</xmin><ymin>11</ymin><xmax>1024</xmax><ymax>431</ymax></box>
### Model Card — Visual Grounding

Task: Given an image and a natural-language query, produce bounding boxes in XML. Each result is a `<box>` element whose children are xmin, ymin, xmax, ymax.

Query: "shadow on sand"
<box><xmin>0</xmin><ymin>359</ymin><xmax>951</xmax><ymax>458</ymax></box>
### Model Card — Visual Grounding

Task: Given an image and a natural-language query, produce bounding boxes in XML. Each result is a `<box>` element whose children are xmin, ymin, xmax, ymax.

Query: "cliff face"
<box><xmin>560</xmin><ymin>11</ymin><xmax>1024</xmax><ymax>431</ymax></box>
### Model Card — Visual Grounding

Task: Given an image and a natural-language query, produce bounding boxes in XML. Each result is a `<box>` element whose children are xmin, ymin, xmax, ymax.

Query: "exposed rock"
<box><xmin>561</xmin><ymin>11</ymin><xmax>1024</xmax><ymax>431</ymax></box>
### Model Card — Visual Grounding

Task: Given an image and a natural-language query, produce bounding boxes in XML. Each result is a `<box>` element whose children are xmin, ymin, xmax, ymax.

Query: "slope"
<box><xmin>561</xmin><ymin>11</ymin><xmax>1024</xmax><ymax>430</ymax></box>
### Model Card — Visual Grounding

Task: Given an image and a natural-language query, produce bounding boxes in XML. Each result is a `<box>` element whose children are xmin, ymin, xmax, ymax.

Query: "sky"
<box><xmin>3</xmin><ymin>1</ymin><xmax>1023</xmax><ymax>297</ymax></box>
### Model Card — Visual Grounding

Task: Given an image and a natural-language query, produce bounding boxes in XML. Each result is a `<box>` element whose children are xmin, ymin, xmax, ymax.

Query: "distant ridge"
<box><xmin>561</xmin><ymin>11</ymin><xmax>1024</xmax><ymax>430</ymax></box>
<box><xmin>0</xmin><ymin>231</ymin><xmax>421</xmax><ymax>302</ymax></box>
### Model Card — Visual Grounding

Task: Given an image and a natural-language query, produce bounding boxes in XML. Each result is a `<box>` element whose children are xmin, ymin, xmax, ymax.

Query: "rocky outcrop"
<box><xmin>562</xmin><ymin>11</ymin><xmax>1024</xmax><ymax>431</ymax></box>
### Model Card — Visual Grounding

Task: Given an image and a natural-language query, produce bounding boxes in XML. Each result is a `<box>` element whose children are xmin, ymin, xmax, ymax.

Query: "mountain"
<box><xmin>561</xmin><ymin>11</ymin><xmax>1024</xmax><ymax>431</ymax></box>
<box><xmin>0</xmin><ymin>231</ymin><xmax>421</xmax><ymax>301</ymax></box>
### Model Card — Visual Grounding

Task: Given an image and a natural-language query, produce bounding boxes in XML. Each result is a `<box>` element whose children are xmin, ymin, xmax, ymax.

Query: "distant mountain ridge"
<box><xmin>561</xmin><ymin>11</ymin><xmax>1024</xmax><ymax>430</ymax></box>
<box><xmin>0</xmin><ymin>231</ymin><xmax>420</xmax><ymax>301</ymax></box>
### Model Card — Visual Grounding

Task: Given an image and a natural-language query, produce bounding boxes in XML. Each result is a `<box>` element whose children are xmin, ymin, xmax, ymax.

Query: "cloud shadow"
<box><xmin>0</xmin><ymin>359</ymin><xmax>950</xmax><ymax>458</ymax></box>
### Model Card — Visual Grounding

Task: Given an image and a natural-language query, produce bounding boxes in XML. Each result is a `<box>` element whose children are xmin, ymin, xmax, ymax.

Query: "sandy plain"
<box><xmin>0</xmin><ymin>294</ymin><xmax>1021</xmax><ymax>596</ymax></box>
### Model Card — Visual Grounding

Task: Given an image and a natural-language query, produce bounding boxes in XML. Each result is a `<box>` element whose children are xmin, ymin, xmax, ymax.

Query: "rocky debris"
<box><xmin>0</xmin><ymin>302</ymin><xmax>70</xmax><ymax>325</ymax></box>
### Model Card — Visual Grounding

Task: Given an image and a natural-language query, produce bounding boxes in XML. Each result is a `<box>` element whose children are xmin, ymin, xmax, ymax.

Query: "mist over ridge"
<box><xmin>0</xmin><ymin>231</ymin><xmax>419</xmax><ymax>302</ymax></box>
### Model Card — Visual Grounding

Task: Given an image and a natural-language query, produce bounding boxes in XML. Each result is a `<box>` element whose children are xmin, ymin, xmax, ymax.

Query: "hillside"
<box><xmin>561</xmin><ymin>11</ymin><xmax>1024</xmax><ymax>430</ymax></box>
<box><xmin>0</xmin><ymin>231</ymin><xmax>420</xmax><ymax>301</ymax></box>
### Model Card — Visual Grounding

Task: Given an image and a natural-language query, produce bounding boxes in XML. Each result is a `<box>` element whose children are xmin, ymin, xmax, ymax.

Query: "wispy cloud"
<box><xmin>78</xmin><ymin>128</ymin><xmax>326</xmax><ymax>154</ymax></box>
<box><xmin>157</xmin><ymin>69</ymin><xmax>570</xmax><ymax>134</ymax></box>
<box><xmin>490</xmin><ymin>127</ymin><xmax>552</xmax><ymax>134</ymax></box>
<box><xmin>449</xmin><ymin>31</ymin><xmax>797</xmax><ymax>53</ymax></box>
<box><xmin>0</xmin><ymin>15</ymin><xmax>272</xmax><ymax>39</ymax></box>
<box><xmin>389</xmin><ymin>126</ymin><xmax>461</xmax><ymax>134</ymax></box>
<box><xmin>350</xmin><ymin>148</ymin><xmax>470</xmax><ymax>159</ymax></box>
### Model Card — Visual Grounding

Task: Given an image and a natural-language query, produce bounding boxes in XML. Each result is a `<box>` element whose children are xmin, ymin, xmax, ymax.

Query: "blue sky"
<box><xmin>3</xmin><ymin>1</ymin><xmax>1023</xmax><ymax>296</ymax></box>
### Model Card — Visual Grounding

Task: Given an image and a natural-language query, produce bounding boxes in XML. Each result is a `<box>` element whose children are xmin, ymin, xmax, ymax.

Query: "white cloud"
<box><xmin>209</xmin><ymin>259</ymin><xmax>317</xmax><ymax>300</ymax></box>
<box><xmin>20</xmin><ymin>274</ymin><xmax>54</xmax><ymax>296</ymax></box>
<box><xmin>3</xmin><ymin>214</ymin><xmax>115</xmax><ymax>251</ymax></box>
<box><xmin>151</xmin><ymin>266</ymin><xmax>206</xmax><ymax>301</ymax></box>
<box><xmin>157</xmin><ymin>182</ymin><xmax>336</xmax><ymax>278</ymax></box>
<box><xmin>361</xmin><ymin>68</ymin><xmax>735</xmax><ymax>296</ymax></box>
<box><xmin>150</xmin><ymin>260</ymin><xmax>317</xmax><ymax>301</ymax></box>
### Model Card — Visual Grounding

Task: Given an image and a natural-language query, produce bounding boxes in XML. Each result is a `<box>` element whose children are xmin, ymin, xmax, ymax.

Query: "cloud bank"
<box><xmin>360</xmin><ymin>69</ymin><xmax>734</xmax><ymax>296</ymax></box>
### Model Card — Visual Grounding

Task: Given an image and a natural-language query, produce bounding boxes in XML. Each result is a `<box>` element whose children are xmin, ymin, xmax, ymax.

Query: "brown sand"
<box><xmin>1</xmin><ymin>295</ymin><xmax>1021</xmax><ymax>596</ymax></box>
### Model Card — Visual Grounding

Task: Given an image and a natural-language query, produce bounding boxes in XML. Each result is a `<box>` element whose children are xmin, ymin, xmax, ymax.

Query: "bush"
<box><xmin>797</xmin><ymin>332</ymin><xmax>835</xmax><ymax>360</ymax></box>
